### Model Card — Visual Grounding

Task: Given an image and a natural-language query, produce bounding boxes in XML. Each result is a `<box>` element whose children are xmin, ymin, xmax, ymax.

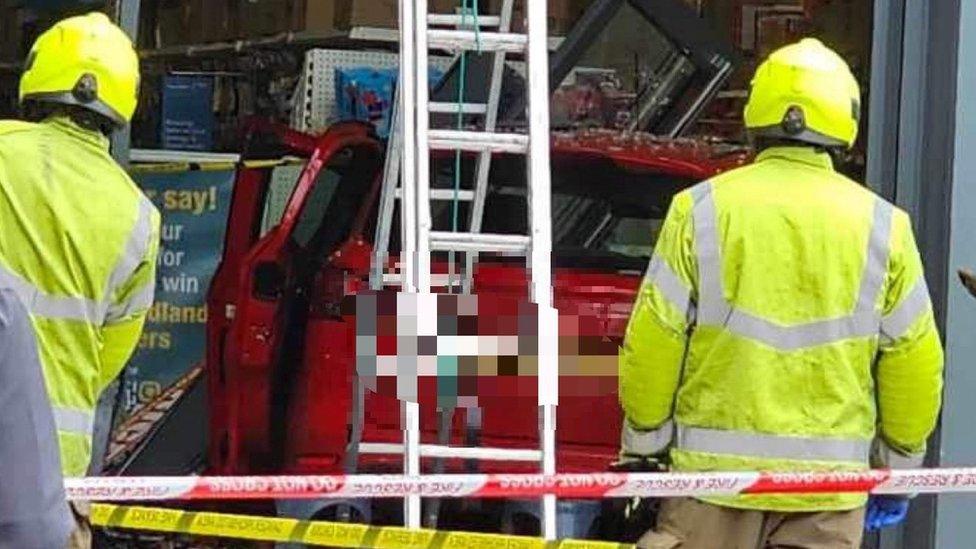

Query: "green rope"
<box><xmin>449</xmin><ymin>0</ymin><xmax>480</xmax><ymax>292</ymax></box>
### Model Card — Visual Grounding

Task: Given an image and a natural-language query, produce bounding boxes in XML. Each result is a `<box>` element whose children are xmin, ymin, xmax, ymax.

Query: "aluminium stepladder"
<box><xmin>350</xmin><ymin>0</ymin><xmax>559</xmax><ymax>538</ymax></box>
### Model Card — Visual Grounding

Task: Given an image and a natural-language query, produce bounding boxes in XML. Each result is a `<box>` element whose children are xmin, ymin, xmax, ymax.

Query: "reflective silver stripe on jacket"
<box><xmin>622</xmin><ymin>420</ymin><xmax>674</xmax><ymax>456</ymax></box>
<box><xmin>688</xmin><ymin>181</ymin><xmax>895</xmax><ymax>349</ymax></box>
<box><xmin>104</xmin><ymin>196</ymin><xmax>156</xmax><ymax>324</ymax></box>
<box><xmin>689</xmin><ymin>183</ymin><xmax>728</xmax><ymax>324</ymax></box>
<box><xmin>855</xmin><ymin>200</ymin><xmax>893</xmax><ymax>311</ymax></box>
<box><xmin>0</xmin><ymin>196</ymin><xmax>155</xmax><ymax>326</ymax></box>
<box><xmin>0</xmin><ymin>264</ymin><xmax>100</xmax><ymax>323</ymax></box>
<box><xmin>676</xmin><ymin>425</ymin><xmax>870</xmax><ymax>463</ymax></box>
<box><xmin>644</xmin><ymin>255</ymin><xmax>694</xmax><ymax>323</ymax></box>
<box><xmin>106</xmin><ymin>280</ymin><xmax>155</xmax><ymax>323</ymax></box>
<box><xmin>52</xmin><ymin>406</ymin><xmax>94</xmax><ymax>436</ymax></box>
<box><xmin>881</xmin><ymin>276</ymin><xmax>931</xmax><ymax>342</ymax></box>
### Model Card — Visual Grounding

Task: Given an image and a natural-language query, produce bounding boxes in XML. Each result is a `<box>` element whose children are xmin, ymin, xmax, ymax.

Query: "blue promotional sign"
<box><xmin>122</xmin><ymin>169</ymin><xmax>234</xmax><ymax>414</ymax></box>
<box><xmin>161</xmin><ymin>76</ymin><xmax>215</xmax><ymax>151</ymax></box>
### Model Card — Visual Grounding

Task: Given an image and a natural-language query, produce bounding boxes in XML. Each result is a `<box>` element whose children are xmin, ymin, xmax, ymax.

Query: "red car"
<box><xmin>205</xmin><ymin>119</ymin><xmax>748</xmax><ymax>533</ymax></box>
<box><xmin>205</xmin><ymin>0</ymin><xmax>747</xmax><ymax>537</ymax></box>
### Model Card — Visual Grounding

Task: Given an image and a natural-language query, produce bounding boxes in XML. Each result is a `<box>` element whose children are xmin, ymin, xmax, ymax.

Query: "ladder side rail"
<box><xmin>408</xmin><ymin>0</ymin><xmax>433</xmax><ymax>529</ymax></box>
<box><xmin>430</xmin><ymin>0</ymin><xmax>516</xmax><ymax>527</ymax></box>
<box><xmin>399</xmin><ymin>0</ymin><xmax>423</xmax><ymax>530</ymax></box>
<box><xmin>371</xmin><ymin>86</ymin><xmax>403</xmax><ymax>291</ymax></box>
<box><xmin>525</xmin><ymin>0</ymin><xmax>558</xmax><ymax>540</ymax></box>
<box><xmin>416</xmin><ymin>0</ymin><xmax>433</xmax><ymax>293</ymax></box>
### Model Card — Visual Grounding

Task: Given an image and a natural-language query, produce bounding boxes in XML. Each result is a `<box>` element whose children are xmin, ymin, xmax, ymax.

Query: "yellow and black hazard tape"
<box><xmin>92</xmin><ymin>504</ymin><xmax>635</xmax><ymax>549</ymax></box>
<box><xmin>129</xmin><ymin>158</ymin><xmax>304</xmax><ymax>174</ymax></box>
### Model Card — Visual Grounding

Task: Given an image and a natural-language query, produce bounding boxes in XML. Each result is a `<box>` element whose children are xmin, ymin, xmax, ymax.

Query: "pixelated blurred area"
<box><xmin>352</xmin><ymin>291</ymin><xmax>618</xmax><ymax>409</ymax></box>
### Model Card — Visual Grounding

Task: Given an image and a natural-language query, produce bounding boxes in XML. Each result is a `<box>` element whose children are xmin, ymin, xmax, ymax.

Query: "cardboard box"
<box><xmin>239</xmin><ymin>0</ymin><xmax>292</xmax><ymax>37</ymax></box>
<box><xmin>335</xmin><ymin>0</ymin><xmax>393</xmax><ymax>29</ymax></box>
<box><xmin>808</xmin><ymin>0</ymin><xmax>872</xmax><ymax>77</ymax></box>
<box><xmin>153</xmin><ymin>0</ymin><xmax>238</xmax><ymax>46</ymax></box>
<box><xmin>290</xmin><ymin>0</ymin><xmax>339</xmax><ymax>33</ymax></box>
<box><xmin>0</xmin><ymin>5</ymin><xmax>26</xmax><ymax>61</ymax></box>
<box><xmin>154</xmin><ymin>0</ymin><xmax>185</xmax><ymax>47</ymax></box>
<box><xmin>335</xmin><ymin>0</ymin><xmax>456</xmax><ymax>30</ymax></box>
<box><xmin>209</xmin><ymin>0</ymin><xmax>241</xmax><ymax>42</ymax></box>
<box><xmin>486</xmin><ymin>0</ymin><xmax>588</xmax><ymax>35</ymax></box>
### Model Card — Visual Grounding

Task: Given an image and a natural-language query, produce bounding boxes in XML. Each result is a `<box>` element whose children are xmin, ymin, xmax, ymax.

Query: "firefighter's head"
<box><xmin>744</xmin><ymin>38</ymin><xmax>860</xmax><ymax>150</ymax></box>
<box><xmin>19</xmin><ymin>12</ymin><xmax>140</xmax><ymax>135</ymax></box>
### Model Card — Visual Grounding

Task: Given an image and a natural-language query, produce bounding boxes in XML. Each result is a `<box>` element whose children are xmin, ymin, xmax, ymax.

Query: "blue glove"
<box><xmin>865</xmin><ymin>496</ymin><xmax>910</xmax><ymax>531</ymax></box>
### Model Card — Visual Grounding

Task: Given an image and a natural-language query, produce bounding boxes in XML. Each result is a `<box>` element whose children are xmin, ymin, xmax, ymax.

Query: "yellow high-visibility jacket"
<box><xmin>0</xmin><ymin>117</ymin><xmax>160</xmax><ymax>476</ymax></box>
<box><xmin>619</xmin><ymin>146</ymin><xmax>944</xmax><ymax>512</ymax></box>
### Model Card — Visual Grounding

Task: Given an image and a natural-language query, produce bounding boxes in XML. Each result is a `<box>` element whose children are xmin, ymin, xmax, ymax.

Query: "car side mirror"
<box><xmin>253</xmin><ymin>262</ymin><xmax>285</xmax><ymax>300</ymax></box>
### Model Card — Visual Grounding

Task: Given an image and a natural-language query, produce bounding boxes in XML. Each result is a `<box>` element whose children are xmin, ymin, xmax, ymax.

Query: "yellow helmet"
<box><xmin>744</xmin><ymin>38</ymin><xmax>860</xmax><ymax>149</ymax></box>
<box><xmin>19</xmin><ymin>12</ymin><xmax>140</xmax><ymax>127</ymax></box>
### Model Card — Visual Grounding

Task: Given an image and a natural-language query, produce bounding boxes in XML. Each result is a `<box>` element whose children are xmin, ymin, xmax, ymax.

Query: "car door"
<box><xmin>210</xmin><ymin>122</ymin><xmax>380</xmax><ymax>473</ymax></box>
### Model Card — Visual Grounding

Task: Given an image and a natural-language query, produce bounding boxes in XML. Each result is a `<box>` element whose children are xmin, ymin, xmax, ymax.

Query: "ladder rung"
<box><xmin>428</xmin><ymin>129</ymin><xmax>529</xmax><ymax>154</ymax></box>
<box><xmin>359</xmin><ymin>442</ymin><xmax>543</xmax><ymax>462</ymax></box>
<box><xmin>395</xmin><ymin>188</ymin><xmax>475</xmax><ymax>201</ymax></box>
<box><xmin>382</xmin><ymin>273</ymin><xmax>462</xmax><ymax>287</ymax></box>
<box><xmin>429</xmin><ymin>232</ymin><xmax>530</xmax><ymax>254</ymax></box>
<box><xmin>429</xmin><ymin>102</ymin><xmax>489</xmax><ymax>115</ymax></box>
<box><xmin>428</xmin><ymin>14</ymin><xmax>502</xmax><ymax>27</ymax></box>
<box><xmin>428</xmin><ymin>29</ymin><xmax>527</xmax><ymax>53</ymax></box>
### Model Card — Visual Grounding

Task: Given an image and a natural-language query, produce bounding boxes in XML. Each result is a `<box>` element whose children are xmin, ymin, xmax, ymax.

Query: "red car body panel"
<box><xmin>206</xmin><ymin>121</ymin><xmax>750</xmax><ymax>476</ymax></box>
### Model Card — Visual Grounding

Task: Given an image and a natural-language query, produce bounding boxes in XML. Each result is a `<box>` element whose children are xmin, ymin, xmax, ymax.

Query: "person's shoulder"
<box><xmin>710</xmin><ymin>161</ymin><xmax>766</xmax><ymax>184</ymax></box>
<box><xmin>0</xmin><ymin>119</ymin><xmax>39</xmax><ymax>138</ymax></box>
<box><xmin>670</xmin><ymin>163</ymin><xmax>764</xmax><ymax>212</ymax></box>
<box><xmin>0</xmin><ymin>120</ymin><xmax>41</xmax><ymax>155</ymax></box>
<box><xmin>839</xmin><ymin>172</ymin><xmax>908</xmax><ymax>216</ymax></box>
<box><xmin>101</xmin><ymin>156</ymin><xmax>157</xmax><ymax>212</ymax></box>
<box><xmin>836</xmin><ymin>175</ymin><xmax>916</xmax><ymax>239</ymax></box>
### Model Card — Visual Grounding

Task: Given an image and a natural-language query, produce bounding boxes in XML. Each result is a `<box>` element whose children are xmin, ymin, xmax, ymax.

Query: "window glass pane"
<box><xmin>482</xmin><ymin>183</ymin><xmax>665</xmax><ymax>262</ymax></box>
<box><xmin>602</xmin><ymin>217</ymin><xmax>662</xmax><ymax>258</ymax></box>
<box><xmin>552</xmin><ymin>3</ymin><xmax>691</xmax><ymax>132</ymax></box>
<box><xmin>291</xmin><ymin>168</ymin><xmax>342</xmax><ymax>249</ymax></box>
<box><xmin>260</xmin><ymin>163</ymin><xmax>306</xmax><ymax>237</ymax></box>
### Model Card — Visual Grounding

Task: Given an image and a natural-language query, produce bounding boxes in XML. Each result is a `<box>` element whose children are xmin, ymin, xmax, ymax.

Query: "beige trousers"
<box><xmin>638</xmin><ymin>498</ymin><xmax>865</xmax><ymax>549</ymax></box>
<box><xmin>66</xmin><ymin>502</ymin><xmax>92</xmax><ymax>549</ymax></box>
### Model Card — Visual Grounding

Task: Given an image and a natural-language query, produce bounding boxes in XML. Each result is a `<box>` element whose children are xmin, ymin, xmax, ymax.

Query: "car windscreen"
<box><xmin>481</xmin><ymin>186</ymin><xmax>663</xmax><ymax>269</ymax></box>
<box><xmin>464</xmin><ymin>160</ymin><xmax>693</xmax><ymax>271</ymax></box>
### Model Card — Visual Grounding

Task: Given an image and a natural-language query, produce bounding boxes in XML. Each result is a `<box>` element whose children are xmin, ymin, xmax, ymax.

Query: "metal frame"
<box><xmin>530</xmin><ymin>0</ymin><xmax>736</xmax><ymax>136</ymax></box>
<box><xmin>290</xmin><ymin>49</ymin><xmax>454</xmax><ymax>134</ymax></box>
<box><xmin>92</xmin><ymin>0</ymin><xmax>142</xmax><ymax>478</ymax></box>
<box><xmin>110</xmin><ymin>0</ymin><xmax>141</xmax><ymax>167</ymax></box>
<box><xmin>866</xmin><ymin>0</ymin><xmax>966</xmax><ymax>547</ymax></box>
<box><xmin>465</xmin><ymin>0</ymin><xmax>515</xmax><ymax>293</ymax></box>
<box><xmin>399</xmin><ymin>0</ymin><xmax>422</xmax><ymax>528</ymax></box>
<box><xmin>524</xmin><ymin>2</ymin><xmax>559</xmax><ymax>538</ymax></box>
<box><xmin>938</xmin><ymin>3</ymin><xmax>976</xmax><ymax>543</ymax></box>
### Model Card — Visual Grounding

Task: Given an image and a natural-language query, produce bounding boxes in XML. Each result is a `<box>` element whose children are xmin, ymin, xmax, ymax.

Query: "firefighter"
<box><xmin>0</xmin><ymin>13</ymin><xmax>160</xmax><ymax>547</ymax></box>
<box><xmin>618</xmin><ymin>38</ymin><xmax>943</xmax><ymax>548</ymax></box>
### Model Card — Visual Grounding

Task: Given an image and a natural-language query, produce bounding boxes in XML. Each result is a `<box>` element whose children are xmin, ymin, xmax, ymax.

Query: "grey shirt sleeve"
<box><xmin>0</xmin><ymin>288</ymin><xmax>73</xmax><ymax>549</ymax></box>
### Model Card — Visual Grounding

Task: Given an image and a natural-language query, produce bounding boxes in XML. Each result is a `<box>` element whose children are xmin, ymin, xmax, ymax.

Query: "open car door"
<box><xmin>207</xmin><ymin>121</ymin><xmax>380</xmax><ymax>473</ymax></box>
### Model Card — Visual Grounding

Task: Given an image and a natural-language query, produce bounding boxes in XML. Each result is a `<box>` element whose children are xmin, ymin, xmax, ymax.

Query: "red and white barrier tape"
<box><xmin>66</xmin><ymin>468</ymin><xmax>976</xmax><ymax>502</ymax></box>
